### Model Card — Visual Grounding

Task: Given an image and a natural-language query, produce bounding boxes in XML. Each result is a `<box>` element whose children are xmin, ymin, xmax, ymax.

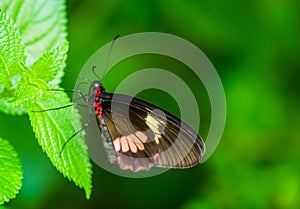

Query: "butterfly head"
<box><xmin>90</xmin><ymin>80</ymin><xmax>106</xmax><ymax>93</ymax></box>
<box><xmin>88</xmin><ymin>80</ymin><xmax>106</xmax><ymax>107</ymax></box>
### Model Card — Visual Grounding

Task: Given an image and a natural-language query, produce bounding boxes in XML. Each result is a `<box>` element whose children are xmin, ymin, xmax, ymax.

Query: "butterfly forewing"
<box><xmin>97</xmin><ymin>91</ymin><xmax>205</xmax><ymax>171</ymax></box>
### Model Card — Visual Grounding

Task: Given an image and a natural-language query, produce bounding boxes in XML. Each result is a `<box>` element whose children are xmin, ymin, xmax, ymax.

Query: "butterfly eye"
<box><xmin>93</xmin><ymin>81</ymin><xmax>100</xmax><ymax>88</ymax></box>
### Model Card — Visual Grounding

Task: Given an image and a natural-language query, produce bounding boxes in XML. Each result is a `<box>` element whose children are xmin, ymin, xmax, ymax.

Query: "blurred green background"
<box><xmin>1</xmin><ymin>0</ymin><xmax>300</xmax><ymax>208</ymax></box>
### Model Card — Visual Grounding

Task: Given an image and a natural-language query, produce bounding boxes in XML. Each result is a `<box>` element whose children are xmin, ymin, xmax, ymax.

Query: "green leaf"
<box><xmin>11</xmin><ymin>42</ymin><xmax>68</xmax><ymax>105</ymax></box>
<box><xmin>0</xmin><ymin>0</ymin><xmax>92</xmax><ymax>199</ymax></box>
<box><xmin>0</xmin><ymin>10</ymin><xmax>26</xmax><ymax>88</ymax></box>
<box><xmin>0</xmin><ymin>101</ymin><xmax>27</xmax><ymax>115</ymax></box>
<box><xmin>10</xmin><ymin>53</ymin><xmax>93</xmax><ymax>199</ymax></box>
<box><xmin>26</xmin><ymin>88</ymin><xmax>92</xmax><ymax>199</ymax></box>
<box><xmin>0</xmin><ymin>0</ymin><xmax>68</xmax><ymax>114</ymax></box>
<box><xmin>0</xmin><ymin>0</ymin><xmax>68</xmax><ymax>63</ymax></box>
<box><xmin>0</xmin><ymin>137</ymin><xmax>23</xmax><ymax>205</ymax></box>
<box><xmin>0</xmin><ymin>10</ymin><xmax>27</xmax><ymax>114</ymax></box>
<box><xmin>30</xmin><ymin>42</ymin><xmax>68</xmax><ymax>86</ymax></box>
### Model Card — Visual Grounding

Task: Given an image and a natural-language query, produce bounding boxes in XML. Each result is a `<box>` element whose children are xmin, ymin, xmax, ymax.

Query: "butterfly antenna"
<box><xmin>64</xmin><ymin>69</ymin><xmax>92</xmax><ymax>83</ymax></box>
<box><xmin>92</xmin><ymin>35</ymin><xmax>120</xmax><ymax>80</ymax></box>
<box><xmin>92</xmin><ymin>66</ymin><xmax>101</xmax><ymax>80</ymax></box>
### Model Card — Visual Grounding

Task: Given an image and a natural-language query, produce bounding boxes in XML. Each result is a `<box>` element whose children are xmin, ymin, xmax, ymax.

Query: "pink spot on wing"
<box><xmin>153</xmin><ymin>153</ymin><xmax>159</xmax><ymax>160</ymax></box>
<box><xmin>127</xmin><ymin>134</ymin><xmax>139</xmax><ymax>142</ymax></box>
<box><xmin>123</xmin><ymin>165</ymin><xmax>133</xmax><ymax>170</ymax></box>
<box><xmin>120</xmin><ymin>136</ymin><xmax>129</xmax><ymax>152</ymax></box>
<box><xmin>127</xmin><ymin>139</ymin><xmax>138</xmax><ymax>153</ymax></box>
<box><xmin>113</xmin><ymin>137</ymin><xmax>121</xmax><ymax>152</ymax></box>
<box><xmin>135</xmin><ymin>131</ymin><xmax>148</xmax><ymax>143</ymax></box>
<box><xmin>135</xmin><ymin>166</ymin><xmax>145</xmax><ymax>172</ymax></box>
<box><xmin>127</xmin><ymin>134</ymin><xmax>143</xmax><ymax>150</ymax></box>
<box><xmin>149</xmin><ymin>162</ymin><xmax>154</xmax><ymax>168</ymax></box>
<box><xmin>134</xmin><ymin>141</ymin><xmax>145</xmax><ymax>151</ymax></box>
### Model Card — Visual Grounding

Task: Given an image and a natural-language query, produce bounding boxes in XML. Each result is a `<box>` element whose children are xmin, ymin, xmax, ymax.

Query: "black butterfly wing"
<box><xmin>100</xmin><ymin>93</ymin><xmax>205</xmax><ymax>171</ymax></box>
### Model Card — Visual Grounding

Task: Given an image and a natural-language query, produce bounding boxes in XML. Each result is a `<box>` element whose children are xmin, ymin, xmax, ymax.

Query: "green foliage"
<box><xmin>30</xmin><ymin>43</ymin><xmax>68</xmax><ymax>86</ymax></box>
<box><xmin>26</xmin><ymin>89</ymin><xmax>92</xmax><ymax>199</ymax></box>
<box><xmin>0</xmin><ymin>0</ymin><xmax>67</xmax><ymax>63</ymax></box>
<box><xmin>61</xmin><ymin>1</ymin><xmax>300</xmax><ymax>209</ymax></box>
<box><xmin>0</xmin><ymin>0</ymin><xmax>67</xmax><ymax>114</ymax></box>
<box><xmin>1</xmin><ymin>0</ymin><xmax>299</xmax><ymax>208</ymax></box>
<box><xmin>0</xmin><ymin>11</ymin><xmax>26</xmax><ymax>114</ymax></box>
<box><xmin>0</xmin><ymin>137</ymin><xmax>23</xmax><ymax>205</ymax></box>
<box><xmin>0</xmin><ymin>11</ymin><xmax>25</xmax><ymax>88</ymax></box>
<box><xmin>0</xmin><ymin>0</ymin><xmax>92</xmax><ymax>204</ymax></box>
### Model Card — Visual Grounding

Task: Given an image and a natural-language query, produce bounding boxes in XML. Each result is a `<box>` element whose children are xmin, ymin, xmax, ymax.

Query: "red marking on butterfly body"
<box><xmin>94</xmin><ymin>86</ymin><xmax>103</xmax><ymax>119</ymax></box>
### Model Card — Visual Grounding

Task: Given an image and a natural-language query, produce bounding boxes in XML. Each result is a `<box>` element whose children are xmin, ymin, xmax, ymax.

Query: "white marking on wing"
<box><xmin>145</xmin><ymin>112</ymin><xmax>166</xmax><ymax>143</ymax></box>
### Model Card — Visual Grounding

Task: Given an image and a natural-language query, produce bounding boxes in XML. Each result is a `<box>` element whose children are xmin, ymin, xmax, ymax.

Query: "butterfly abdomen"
<box><xmin>93</xmin><ymin>85</ymin><xmax>118</xmax><ymax>164</ymax></box>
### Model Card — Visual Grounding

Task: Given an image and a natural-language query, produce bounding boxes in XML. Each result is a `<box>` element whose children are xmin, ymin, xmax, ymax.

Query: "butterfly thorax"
<box><xmin>93</xmin><ymin>86</ymin><xmax>103</xmax><ymax>119</ymax></box>
<box><xmin>89</xmin><ymin>80</ymin><xmax>106</xmax><ymax>119</ymax></box>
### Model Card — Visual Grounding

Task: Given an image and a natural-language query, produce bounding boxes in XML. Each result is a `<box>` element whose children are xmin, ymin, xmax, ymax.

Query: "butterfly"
<box><xmin>89</xmin><ymin>75</ymin><xmax>205</xmax><ymax>172</ymax></box>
